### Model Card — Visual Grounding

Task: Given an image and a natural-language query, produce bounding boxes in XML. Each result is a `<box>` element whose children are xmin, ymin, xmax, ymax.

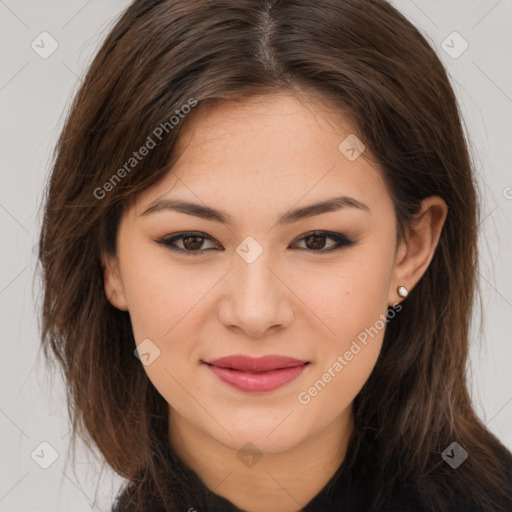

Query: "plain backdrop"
<box><xmin>1</xmin><ymin>1</ymin><xmax>511</xmax><ymax>510</ymax></box>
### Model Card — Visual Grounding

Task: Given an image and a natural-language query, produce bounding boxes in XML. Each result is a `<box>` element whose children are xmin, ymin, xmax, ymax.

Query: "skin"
<box><xmin>103</xmin><ymin>91</ymin><xmax>447</xmax><ymax>512</ymax></box>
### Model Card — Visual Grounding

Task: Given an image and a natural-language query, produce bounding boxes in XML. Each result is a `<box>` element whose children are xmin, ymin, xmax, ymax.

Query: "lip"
<box><xmin>205</xmin><ymin>354</ymin><xmax>308</xmax><ymax>372</ymax></box>
<box><xmin>203</xmin><ymin>355</ymin><xmax>309</xmax><ymax>393</ymax></box>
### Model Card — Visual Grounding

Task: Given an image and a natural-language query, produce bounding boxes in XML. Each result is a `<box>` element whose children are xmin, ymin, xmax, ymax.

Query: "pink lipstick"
<box><xmin>203</xmin><ymin>355</ymin><xmax>309</xmax><ymax>393</ymax></box>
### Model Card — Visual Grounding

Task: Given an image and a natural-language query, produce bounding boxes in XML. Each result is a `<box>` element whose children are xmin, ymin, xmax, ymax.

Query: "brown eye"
<box><xmin>292</xmin><ymin>231</ymin><xmax>355</xmax><ymax>252</ymax></box>
<box><xmin>156</xmin><ymin>232</ymin><xmax>221</xmax><ymax>255</ymax></box>
<box><xmin>304</xmin><ymin>234</ymin><xmax>329</xmax><ymax>250</ymax></box>
<box><xmin>181</xmin><ymin>235</ymin><xmax>206</xmax><ymax>251</ymax></box>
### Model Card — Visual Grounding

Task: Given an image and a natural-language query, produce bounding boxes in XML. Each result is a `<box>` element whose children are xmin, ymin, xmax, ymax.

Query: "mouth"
<box><xmin>202</xmin><ymin>355</ymin><xmax>310</xmax><ymax>393</ymax></box>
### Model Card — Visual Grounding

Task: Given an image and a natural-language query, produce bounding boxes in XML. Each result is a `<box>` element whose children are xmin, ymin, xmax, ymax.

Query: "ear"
<box><xmin>388</xmin><ymin>196</ymin><xmax>448</xmax><ymax>305</ymax></box>
<box><xmin>101</xmin><ymin>252</ymin><xmax>129</xmax><ymax>311</ymax></box>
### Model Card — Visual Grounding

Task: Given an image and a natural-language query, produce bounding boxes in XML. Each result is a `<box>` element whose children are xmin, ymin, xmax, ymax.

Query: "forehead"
<box><xmin>134</xmin><ymin>92</ymin><xmax>391</xmax><ymax>220</ymax></box>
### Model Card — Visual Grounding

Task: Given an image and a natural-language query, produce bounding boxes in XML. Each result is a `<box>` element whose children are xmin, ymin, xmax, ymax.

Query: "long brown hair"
<box><xmin>37</xmin><ymin>0</ymin><xmax>512</xmax><ymax>510</ymax></box>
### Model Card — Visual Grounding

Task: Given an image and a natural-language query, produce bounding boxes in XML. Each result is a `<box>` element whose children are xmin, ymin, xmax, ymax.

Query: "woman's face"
<box><xmin>104</xmin><ymin>92</ymin><xmax>404</xmax><ymax>454</ymax></box>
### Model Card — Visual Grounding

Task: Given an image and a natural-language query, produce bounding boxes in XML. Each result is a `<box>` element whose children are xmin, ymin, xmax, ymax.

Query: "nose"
<box><xmin>217</xmin><ymin>249</ymin><xmax>294</xmax><ymax>338</ymax></box>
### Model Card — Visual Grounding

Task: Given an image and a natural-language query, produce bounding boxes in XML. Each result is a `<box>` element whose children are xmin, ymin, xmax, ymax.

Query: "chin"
<box><xmin>210</xmin><ymin>422</ymin><xmax>305</xmax><ymax>454</ymax></box>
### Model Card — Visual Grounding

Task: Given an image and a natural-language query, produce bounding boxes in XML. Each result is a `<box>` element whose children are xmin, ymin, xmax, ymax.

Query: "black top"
<box><xmin>112</xmin><ymin>428</ymin><xmax>512</xmax><ymax>512</ymax></box>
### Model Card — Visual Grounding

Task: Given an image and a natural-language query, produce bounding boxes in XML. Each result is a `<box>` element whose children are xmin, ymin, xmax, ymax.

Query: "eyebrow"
<box><xmin>140</xmin><ymin>195</ymin><xmax>370</xmax><ymax>225</ymax></box>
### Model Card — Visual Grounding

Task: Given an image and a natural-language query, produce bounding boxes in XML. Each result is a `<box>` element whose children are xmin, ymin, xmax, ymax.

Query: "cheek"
<box><xmin>120</xmin><ymin>246</ymin><xmax>208</xmax><ymax>342</ymax></box>
<box><xmin>298</xmin><ymin>310</ymin><xmax>387</xmax><ymax>417</ymax></box>
<box><xmin>296</xmin><ymin>334</ymin><xmax>382</xmax><ymax>431</ymax></box>
<box><xmin>299</xmin><ymin>246</ymin><xmax>394</xmax><ymax>343</ymax></box>
<box><xmin>121</xmin><ymin>255</ymin><xmax>207</xmax><ymax>415</ymax></box>
<box><xmin>120</xmin><ymin>249</ymin><xmax>217</xmax><ymax>404</ymax></box>
<box><xmin>295</xmin><ymin>244</ymin><xmax>393</xmax><ymax>408</ymax></box>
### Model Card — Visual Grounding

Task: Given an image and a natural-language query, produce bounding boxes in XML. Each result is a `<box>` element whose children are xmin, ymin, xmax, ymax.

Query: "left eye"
<box><xmin>155</xmin><ymin>230</ymin><xmax>355</xmax><ymax>255</ymax></box>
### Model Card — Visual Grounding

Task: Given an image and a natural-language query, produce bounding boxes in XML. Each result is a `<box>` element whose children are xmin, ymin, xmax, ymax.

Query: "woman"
<box><xmin>37</xmin><ymin>0</ymin><xmax>512</xmax><ymax>511</ymax></box>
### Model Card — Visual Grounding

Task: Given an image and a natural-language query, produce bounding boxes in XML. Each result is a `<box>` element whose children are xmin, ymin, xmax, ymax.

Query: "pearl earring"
<box><xmin>397</xmin><ymin>285</ymin><xmax>409</xmax><ymax>298</ymax></box>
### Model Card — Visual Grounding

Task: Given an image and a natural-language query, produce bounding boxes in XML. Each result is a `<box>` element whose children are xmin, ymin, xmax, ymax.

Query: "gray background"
<box><xmin>1</xmin><ymin>0</ymin><xmax>511</xmax><ymax>510</ymax></box>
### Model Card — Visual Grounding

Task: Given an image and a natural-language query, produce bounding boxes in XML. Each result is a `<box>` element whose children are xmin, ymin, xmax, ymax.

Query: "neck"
<box><xmin>168</xmin><ymin>405</ymin><xmax>355</xmax><ymax>512</ymax></box>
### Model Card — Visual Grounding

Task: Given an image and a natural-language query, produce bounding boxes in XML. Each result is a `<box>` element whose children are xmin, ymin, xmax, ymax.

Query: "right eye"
<box><xmin>155</xmin><ymin>231</ymin><xmax>222</xmax><ymax>255</ymax></box>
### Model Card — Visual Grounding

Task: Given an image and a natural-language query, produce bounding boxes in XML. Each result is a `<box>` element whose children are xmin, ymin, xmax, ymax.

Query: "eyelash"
<box><xmin>155</xmin><ymin>230</ymin><xmax>356</xmax><ymax>256</ymax></box>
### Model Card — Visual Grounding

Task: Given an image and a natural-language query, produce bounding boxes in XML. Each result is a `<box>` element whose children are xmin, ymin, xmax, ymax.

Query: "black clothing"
<box><xmin>112</xmin><ymin>428</ymin><xmax>512</xmax><ymax>512</ymax></box>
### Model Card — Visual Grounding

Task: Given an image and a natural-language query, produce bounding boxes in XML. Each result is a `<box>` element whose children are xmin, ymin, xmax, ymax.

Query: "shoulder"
<box><xmin>379</xmin><ymin>481</ymin><xmax>477</xmax><ymax>512</ymax></box>
<box><xmin>111</xmin><ymin>487</ymin><xmax>167</xmax><ymax>512</ymax></box>
<box><xmin>111</xmin><ymin>484</ymin><xmax>243</xmax><ymax>512</ymax></box>
<box><xmin>111</xmin><ymin>488</ymin><xmax>136</xmax><ymax>512</ymax></box>
<box><xmin>304</xmin><ymin>442</ymin><xmax>512</xmax><ymax>512</ymax></box>
<box><xmin>381</xmin><ymin>442</ymin><xmax>512</xmax><ymax>512</ymax></box>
